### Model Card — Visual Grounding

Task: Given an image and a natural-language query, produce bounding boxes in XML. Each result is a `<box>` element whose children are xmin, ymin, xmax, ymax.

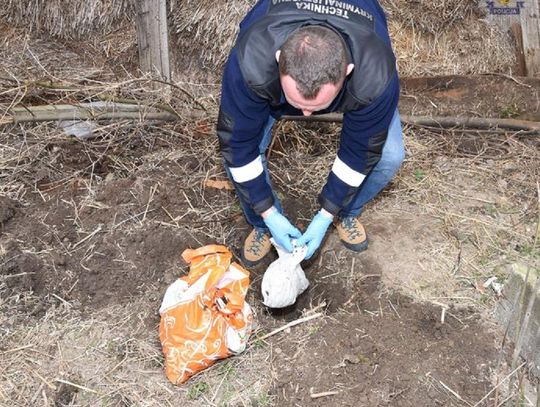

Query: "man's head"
<box><xmin>276</xmin><ymin>25</ymin><xmax>354</xmax><ymax>116</ymax></box>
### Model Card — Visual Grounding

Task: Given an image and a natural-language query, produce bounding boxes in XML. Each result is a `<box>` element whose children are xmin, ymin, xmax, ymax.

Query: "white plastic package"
<box><xmin>261</xmin><ymin>239</ymin><xmax>309</xmax><ymax>308</ymax></box>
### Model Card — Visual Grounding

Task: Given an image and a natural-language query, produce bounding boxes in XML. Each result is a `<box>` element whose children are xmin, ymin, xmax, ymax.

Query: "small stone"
<box><xmin>54</xmin><ymin>254</ymin><xmax>67</xmax><ymax>266</ymax></box>
<box><xmin>343</xmin><ymin>354</ymin><xmax>360</xmax><ymax>364</ymax></box>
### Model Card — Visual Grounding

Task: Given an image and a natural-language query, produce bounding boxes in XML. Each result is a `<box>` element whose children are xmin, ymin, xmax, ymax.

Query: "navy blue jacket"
<box><xmin>218</xmin><ymin>0</ymin><xmax>400</xmax><ymax>216</ymax></box>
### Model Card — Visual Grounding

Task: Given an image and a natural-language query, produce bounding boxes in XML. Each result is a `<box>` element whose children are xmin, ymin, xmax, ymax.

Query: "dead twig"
<box><xmin>310</xmin><ymin>390</ymin><xmax>339</xmax><ymax>399</ymax></box>
<box><xmin>279</xmin><ymin>114</ymin><xmax>540</xmax><ymax>132</ymax></box>
<box><xmin>71</xmin><ymin>224</ymin><xmax>103</xmax><ymax>250</ymax></box>
<box><xmin>142</xmin><ymin>184</ymin><xmax>159</xmax><ymax>223</ymax></box>
<box><xmin>473</xmin><ymin>362</ymin><xmax>526</xmax><ymax>406</ymax></box>
<box><xmin>438</xmin><ymin>378</ymin><xmax>471</xmax><ymax>405</ymax></box>
<box><xmin>255</xmin><ymin>312</ymin><xmax>323</xmax><ymax>342</ymax></box>
<box><xmin>2</xmin><ymin>345</ymin><xmax>33</xmax><ymax>354</ymax></box>
<box><xmin>144</xmin><ymin>78</ymin><xmax>207</xmax><ymax>111</ymax></box>
<box><xmin>54</xmin><ymin>379</ymin><xmax>97</xmax><ymax>394</ymax></box>
<box><xmin>7</xmin><ymin>102</ymin><xmax>178</xmax><ymax>124</ymax></box>
<box><xmin>480</xmin><ymin>73</ymin><xmax>533</xmax><ymax>89</ymax></box>
<box><xmin>304</xmin><ymin>301</ymin><xmax>327</xmax><ymax>316</ymax></box>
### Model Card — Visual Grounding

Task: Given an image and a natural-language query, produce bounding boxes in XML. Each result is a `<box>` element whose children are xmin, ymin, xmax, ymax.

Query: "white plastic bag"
<box><xmin>261</xmin><ymin>239</ymin><xmax>309</xmax><ymax>308</ymax></box>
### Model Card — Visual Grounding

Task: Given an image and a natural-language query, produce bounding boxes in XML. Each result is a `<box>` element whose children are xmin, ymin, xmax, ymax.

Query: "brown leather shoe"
<box><xmin>336</xmin><ymin>217</ymin><xmax>369</xmax><ymax>252</ymax></box>
<box><xmin>241</xmin><ymin>228</ymin><xmax>272</xmax><ymax>267</ymax></box>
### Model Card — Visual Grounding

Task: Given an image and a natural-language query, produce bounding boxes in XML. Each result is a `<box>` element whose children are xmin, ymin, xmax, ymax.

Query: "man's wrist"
<box><xmin>319</xmin><ymin>208</ymin><xmax>334</xmax><ymax>220</ymax></box>
<box><xmin>262</xmin><ymin>206</ymin><xmax>277</xmax><ymax>219</ymax></box>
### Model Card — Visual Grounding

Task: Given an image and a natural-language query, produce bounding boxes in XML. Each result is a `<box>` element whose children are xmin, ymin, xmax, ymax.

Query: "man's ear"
<box><xmin>346</xmin><ymin>63</ymin><xmax>354</xmax><ymax>76</ymax></box>
<box><xmin>275</xmin><ymin>50</ymin><xmax>281</xmax><ymax>63</ymax></box>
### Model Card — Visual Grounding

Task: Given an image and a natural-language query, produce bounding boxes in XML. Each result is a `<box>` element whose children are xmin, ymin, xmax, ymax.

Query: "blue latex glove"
<box><xmin>263</xmin><ymin>209</ymin><xmax>301</xmax><ymax>252</ymax></box>
<box><xmin>296</xmin><ymin>210</ymin><xmax>333</xmax><ymax>259</ymax></box>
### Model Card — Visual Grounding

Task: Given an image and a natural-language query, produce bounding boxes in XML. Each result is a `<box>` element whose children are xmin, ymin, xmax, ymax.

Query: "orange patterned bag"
<box><xmin>159</xmin><ymin>245</ymin><xmax>253</xmax><ymax>385</ymax></box>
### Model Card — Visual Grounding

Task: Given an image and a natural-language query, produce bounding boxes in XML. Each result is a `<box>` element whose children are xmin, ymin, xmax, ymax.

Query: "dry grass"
<box><xmin>0</xmin><ymin>0</ymin><xmax>517</xmax><ymax>76</ymax></box>
<box><xmin>0</xmin><ymin>0</ymin><xmax>255</xmax><ymax>72</ymax></box>
<box><xmin>0</xmin><ymin>114</ymin><xmax>275</xmax><ymax>406</ymax></box>
<box><xmin>390</xmin><ymin>20</ymin><xmax>516</xmax><ymax>76</ymax></box>
<box><xmin>169</xmin><ymin>0</ymin><xmax>516</xmax><ymax>75</ymax></box>
<box><xmin>0</xmin><ymin>293</ymin><xmax>277</xmax><ymax>406</ymax></box>
<box><xmin>169</xmin><ymin>0</ymin><xmax>255</xmax><ymax>70</ymax></box>
<box><xmin>381</xmin><ymin>0</ymin><xmax>482</xmax><ymax>35</ymax></box>
<box><xmin>375</xmin><ymin>125</ymin><xmax>540</xmax><ymax>302</ymax></box>
<box><xmin>0</xmin><ymin>0</ymin><xmax>134</xmax><ymax>39</ymax></box>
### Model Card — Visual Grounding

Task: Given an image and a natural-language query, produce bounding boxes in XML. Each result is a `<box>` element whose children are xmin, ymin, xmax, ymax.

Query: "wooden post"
<box><xmin>511</xmin><ymin>23</ymin><xmax>528</xmax><ymax>76</ymax></box>
<box><xmin>521</xmin><ymin>0</ymin><xmax>540</xmax><ymax>76</ymax></box>
<box><xmin>135</xmin><ymin>0</ymin><xmax>171</xmax><ymax>83</ymax></box>
<box><xmin>485</xmin><ymin>1</ymin><xmax>539</xmax><ymax>77</ymax></box>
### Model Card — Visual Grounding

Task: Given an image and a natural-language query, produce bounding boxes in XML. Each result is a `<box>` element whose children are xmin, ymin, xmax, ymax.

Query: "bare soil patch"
<box><xmin>401</xmin><ymin>75</ymin><xmax>540</xmax><ymax>121</ymax></box>
<box><xmin>271</xmin><ymin>295</ymin><xmax>497</xmax><ymax>406</ymax></box>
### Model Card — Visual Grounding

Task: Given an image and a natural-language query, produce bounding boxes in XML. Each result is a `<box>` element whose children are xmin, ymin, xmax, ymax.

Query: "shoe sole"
<box><xmin>240</xmin><ymin>252</ymin><xmax>269</xmax><ymax>268</ymax></box>
<box><xmin>340</xmin><ymin>237</ymin><xmax>369</xmax><ymax>253</ymax></box>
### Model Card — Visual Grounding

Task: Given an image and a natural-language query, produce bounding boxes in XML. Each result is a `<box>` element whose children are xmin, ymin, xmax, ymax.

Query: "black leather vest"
<box><xmin>236</xmin><ymin>0</ymin><xmax>396</xmax><ymax>113</ymax></box>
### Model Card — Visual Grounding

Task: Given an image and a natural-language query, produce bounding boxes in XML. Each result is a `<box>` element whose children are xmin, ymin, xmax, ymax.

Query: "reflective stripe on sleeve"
<box><xmin>331</xmin><ymin>157</ymin><xmax>366</xmax><ymax>187</ymax></box>
<box><xmin>229</xmin><ymin>156</ymin><xmax>264</xmax><ymax>183</ymax></box>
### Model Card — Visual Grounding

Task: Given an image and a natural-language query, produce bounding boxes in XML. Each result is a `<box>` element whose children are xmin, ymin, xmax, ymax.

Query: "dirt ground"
<box><xmin>1</xmin><ymin>21</ymin><xmax>540</xmax><ymax>407</ymax></box>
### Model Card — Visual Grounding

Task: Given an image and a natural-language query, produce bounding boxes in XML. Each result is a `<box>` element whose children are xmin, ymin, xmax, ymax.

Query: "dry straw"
<box><xmin>169</xmin><ymin>0</ymin><xmax>255</xmax><ymax>69</ymax></box>
<box><xmin>0</xmin><ymin>0</ymin><xmax>134</xmax><ymax>39</ymax></box>
<box><xmin>0</xmin><ymin>0</ymin><xmax>516</xmax><ymax>75</ymax></box>
<box><xmin>381</xmin><ymin>0</ymin><xmax>482</xmax><ymax>35</ymax></box>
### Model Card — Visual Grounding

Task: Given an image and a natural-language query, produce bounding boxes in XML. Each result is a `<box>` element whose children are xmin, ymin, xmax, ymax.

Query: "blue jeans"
<box><xmin>224</xmin><ymin>109</ymin><xmax>404</xmax><ymax>230</ymax></box>
<box><xmin>341</xmin><ymin>108</ymin><xmax>404</xmax><ymax>217</ymax></box>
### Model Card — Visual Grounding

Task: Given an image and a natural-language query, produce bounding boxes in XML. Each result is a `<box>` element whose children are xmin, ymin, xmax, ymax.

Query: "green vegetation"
<box><xmin>499</xmin><ymin>104</ymin><xmax>521</xmax><ymax>119</ymax></box>
<box><xmin>187</xmin><ymin>381</ymin><xmax>210</xmax><ymax>400</ymax></box>
<box><xmin>414</xmin><ymin>168</ymin><xmax>426</xmax><ymax>182</ymax></box>
<box><xmin>253</xmin><ymin>391</ymin><xmax>272</xmax><ymax>406</ymax></box>
<box><xmin>516</xmin><ymin>243</ymin><xmax>540</xmax><ymax>259</ymax></box>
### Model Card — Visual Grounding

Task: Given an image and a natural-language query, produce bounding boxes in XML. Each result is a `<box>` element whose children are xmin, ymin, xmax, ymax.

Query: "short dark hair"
<box><xmin>278</xmin><ymin>25</ymin><xmax>348</xmax><ymax>99</ymax></box>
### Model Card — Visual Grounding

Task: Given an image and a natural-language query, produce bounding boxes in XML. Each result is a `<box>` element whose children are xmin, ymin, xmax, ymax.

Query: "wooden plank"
<box><xmin>511</xmin><ymin>22</ymin><xmax>528</xmax><ymax>76</ymax></box>
<box><xmin>135</xmin><ymin>0</ymin><xmax>171</xmax><ymax>82</ymax></box>
<box><xmin>521</xmin><ymin>0</ymin><xmax>540</xmax><ymax>76</ymax></box>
